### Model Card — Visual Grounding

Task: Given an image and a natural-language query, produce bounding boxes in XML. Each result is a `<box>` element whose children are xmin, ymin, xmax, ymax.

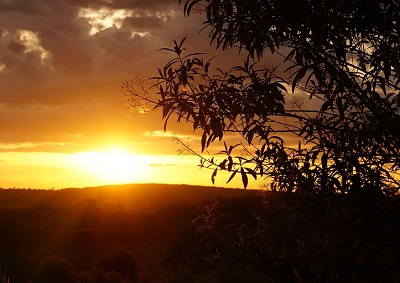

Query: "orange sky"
<box><xmin>0</xmin><ymin>0</ymin><xmax>262</xmax><ymax>189</ymax></box>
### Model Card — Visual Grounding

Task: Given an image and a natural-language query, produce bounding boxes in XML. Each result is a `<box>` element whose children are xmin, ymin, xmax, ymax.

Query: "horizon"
<box><xmin>0</xmin><ymin>181</ymin><xmax>255</xmax><ymax>191</ymax></box>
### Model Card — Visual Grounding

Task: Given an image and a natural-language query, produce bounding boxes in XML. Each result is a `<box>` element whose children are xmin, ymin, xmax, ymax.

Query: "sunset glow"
<box><xmin>0</xmin><ymin>1</ymin><xmax>252</xmax><ymax>190</ymax></box>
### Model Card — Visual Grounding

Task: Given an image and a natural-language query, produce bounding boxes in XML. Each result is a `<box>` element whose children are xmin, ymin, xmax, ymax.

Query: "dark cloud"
<box><xmin>122</xmin><ymin>15</ymin><xmax>167</xmax><ymax>30</ymax></box>
<box><xmin>0</xmin><ymin>0</ymin><xmax>190</xmax><ymax>101</ymax></box>
<box><xmin>0</xmin><ymin>0</ymin><xmax>42</xmax><ymax>14</ymax></box>
<box><xmin>7</xmin><ymin>40</ymin><xmax>25</xmax><ymax>55</ymax></box>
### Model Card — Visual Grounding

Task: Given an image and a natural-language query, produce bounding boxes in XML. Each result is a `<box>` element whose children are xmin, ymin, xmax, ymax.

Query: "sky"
<box><xmin>0</xmin><ymin>0</ymin><xmax>261</xmax><ymax>189</ymax></box>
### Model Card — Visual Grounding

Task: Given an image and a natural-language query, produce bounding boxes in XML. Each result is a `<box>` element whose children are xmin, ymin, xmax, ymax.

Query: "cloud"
<box><xmin>0</xmin><ymin>1</ymin><xmax>197</xmax><ymax>104</ymax></box>
<box><xmin>122</xmin><ymin>14</ymin><xmax>168</xmax><ymax>31</ymax></box>
<box><xmin>0</xmin><ymin>0</ymin><xmax>246</xmax><ymax>156</ymax></box>
<box><xmin>78</xmin><ymin>7</ymin><xmax>132</xmax><ymax>35</ymax></box>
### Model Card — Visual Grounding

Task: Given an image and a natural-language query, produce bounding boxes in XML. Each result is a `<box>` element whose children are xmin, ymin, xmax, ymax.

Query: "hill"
<box><xmin>0</xmin><ymin>183</ymin><xmax>257</xmax><ymax>210</ymax></box>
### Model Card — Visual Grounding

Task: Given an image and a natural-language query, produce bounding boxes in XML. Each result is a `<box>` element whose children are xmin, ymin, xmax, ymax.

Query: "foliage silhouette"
<box><xmin>99</xmin><ymin>249</ymin><xmax>138</xmax><ymax>281</ymax></box>
<box><xmin>123</xmin><ymin>0</ymin><xmax>400</xmax><ymax>194</ymax></box>
<box><xmin>66</xmin><ymin>228</ymin><xmax>99</xmax><ymax>270</ymax></box>
<box><xmin>166</xmin><ymin>194</ymin><xmax>400</xmax><ymax>282</ymax></box>
<box><xmin>30</xmin><ymin>256</ymin><xmax>76</xmax><ymax>283</ymax></box>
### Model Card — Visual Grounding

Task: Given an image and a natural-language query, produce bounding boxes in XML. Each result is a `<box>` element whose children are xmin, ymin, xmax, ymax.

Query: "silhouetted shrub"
<box><xmin>30</xmin><ymin>256</ymin><xmax>76</xmax><ymax>283</ymax></box>
<box><xmin>66</xmin><ymin>228</ymin><xmax>99</xmax><ymax>269</ymax></box>
<box><xmin>99</xmin><ymin>249</ymin><xmax>138</xmax><ymax>282</ymax></box>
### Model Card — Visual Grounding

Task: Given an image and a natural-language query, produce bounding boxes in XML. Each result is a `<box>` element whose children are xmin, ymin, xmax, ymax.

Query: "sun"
<box><xmin>72</xmin><ymin>149</ymin><xmax>148</xmax><ymax>185</ymax></box>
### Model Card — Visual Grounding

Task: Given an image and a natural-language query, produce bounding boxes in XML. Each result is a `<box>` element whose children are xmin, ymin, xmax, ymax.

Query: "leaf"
<box><xmin>210</xmin><ymin>157</ymin><xmax>214</xmax><ymax>165</ymax></box>
<box><xmin>184</xmin><ymin>0</ymin><xmax>200</xmax><ymax>16</ymax></box>
<box><xmin>240</xmin><ymin>168</ymin><xmax>249</xmax><ymax>189</ymax></box>
<box><xmin>205</xmin><ymin>57</ymin><xmax>213</xmax><ymax>73</ymax></box>
<box><xmin>336</xmin><ymin>97</ymin><xmax>344</xmax><ymax>119</ymax></box>
<box><xmin>173</xmin><ymin>44</ymin><xmax>182</xmax><ymax>55</ymax></box>
<box><xmin>159</xmin><ymin>47</ymin><xmax>175</xmax><ymax>53</ymax></box>
<box><xmin>193</xmin><ymin>115</ymin><xmax>200</xmax><ymax>130</ymax></box>
<box><xmin>178</xmin><ymin>37</ymin><xmax>187</xmax><ymax>49</ymax></box>
<box><xmin>292</xmin><ymin>65</ymin><xmax>308</xmax><ymax>92</ymax></box>
<box><xmin>159</xmin><ymin>85</ymin><xmax>165</xmax><ymax>100</ymax></box>
<box><xmin>311</xmin><ymin>150</ymin><xmax>319</xmax><ymax>165</ymax></box>
<box><xmin>211</xmin><ymin>168</ymin><xmax>218</xmax><ymax>184</ymax></box>
<box><xmin>260</xmin><ymin>142</ymin><xmax>267</xmax><ymax>155</ymax></box>
<box><xmin>227</xmin><ymin>156</ymin><xmax>234</xmax><ymax>171</ymax></box>
<box><xmin>321</xmin><ymin>153</ymin><xmax>328</xmax><ymax>169</ymax></box>
<box><xmin>228</xmin><ymin>144</ymin><xmax>240</xmax><ymax>155</ymax></box>
<box><xmin>284</xmin><ymin>49</ymin><xmax>296</xmax><ymax>63</ymax></box>
<box><xmin>245</xmin><ymin>167</ymin><xmax>257</xmax><ymax>180</ymax></box>
<box><xmin>320</xmin><ymin>101</ymin><xmax>330</xmax><ymax>113</ymax></box>
<box><xmin>266</xmin><ymin>35</ymin><xmax>275</xmax><ymax>54</ymax></box>
<box><xmin>162</xmin><ymin>103</ymin><xmax>171</xmax><ymax>119</ymax></box>
<box><xmin>247</xmin><ymin>130</ymin><xmax>255</xmax><ymax>145</ymax></box>
<box><xmin>168</xmin><ymin>68</ymin><xmax>173</xmax><ymax>79</ymax></box>
<box><xmin>226</xmin><ymin>171</ymin><xmax>237</xmax><ymax>184</ymax></box>
<box><xmin>218</xmin><ymin>159</ymin><xmax>227</xmax><ymax>170</ymax></box>
<box><xmin>201</xmin><ymin>131</ymin><xmax>207</xmax><ymax>152</ymax></box>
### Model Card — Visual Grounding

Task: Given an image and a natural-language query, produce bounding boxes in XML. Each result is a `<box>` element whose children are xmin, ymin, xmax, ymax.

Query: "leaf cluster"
<box><xmin>124</xmin><ymin>0</ymin><xmax>400</xmax><ymax>194</ymax></box>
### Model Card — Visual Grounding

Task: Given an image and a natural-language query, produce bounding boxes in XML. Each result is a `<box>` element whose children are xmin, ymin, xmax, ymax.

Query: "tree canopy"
<box><xmin>123</xmin><ymin>0</ymin><xmax>400</xmax><ymax>194</ymax></box>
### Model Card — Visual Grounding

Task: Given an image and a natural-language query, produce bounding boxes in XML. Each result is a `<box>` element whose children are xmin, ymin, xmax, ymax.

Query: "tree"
<box><xmin>122</xmin><ymin>0</ymin><xmax>400</xmax><ymax>195</ymax></box>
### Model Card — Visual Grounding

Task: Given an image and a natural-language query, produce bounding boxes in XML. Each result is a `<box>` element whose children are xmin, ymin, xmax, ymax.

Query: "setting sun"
<box><xmin>71</xmin><ymin>149</ymin><xmax>148</xmax><ymax>185</ymax></box>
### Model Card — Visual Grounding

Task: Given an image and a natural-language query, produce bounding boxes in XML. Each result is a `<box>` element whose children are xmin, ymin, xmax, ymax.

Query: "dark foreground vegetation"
<box><xmin>117</xmin><ymin>1</ymin><xmax>400</xmax><ymax>279</ymax></box>
<box><xmin>0</xmin><ymin>184</ymin><xmax>399</xmax><ymax>282</ymax></box>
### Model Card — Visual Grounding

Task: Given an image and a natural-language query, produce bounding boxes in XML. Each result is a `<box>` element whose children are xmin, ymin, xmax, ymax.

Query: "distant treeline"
<box><xmin>0</xmin><ymin>183</ymin><xmax>255</xmax><ymax>210</ymax></box>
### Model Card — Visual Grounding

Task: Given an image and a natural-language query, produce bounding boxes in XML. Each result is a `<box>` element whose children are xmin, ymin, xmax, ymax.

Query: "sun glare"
<box><xmin>72</xmin><ymin>149</ymin><xmax>149</xmax><ymax>185</ymax></box>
